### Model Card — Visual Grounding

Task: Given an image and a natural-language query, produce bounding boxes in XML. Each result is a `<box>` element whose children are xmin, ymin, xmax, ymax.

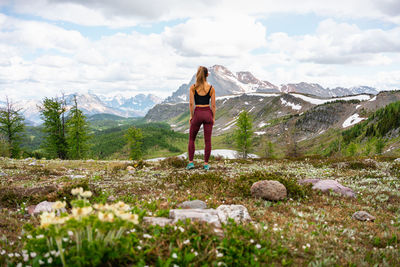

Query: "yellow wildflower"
<box><xmin>113</xmin><ymin>201</ymin><xmax>131</xmax><ymax>212</ymax></box>
<box><xmin>40</xmin><ymin>212</ymin><xmax>56</xmax><ymax>228</ymax></box>
<box><xmin>52</xmin><ymin>201</ymin><xmax>66</xmax><ymax>210</ymax></box>
<box><xmin>80</xmin><ymin>191</ymin><xmax>93</xmax><ymax>198</ymax></box>
<box><xmin>71</xmin><ymin>206</ymin><xmax>93</xmax><ymax>218</ymax></box>
<box><xmin>116</xmin><ymin>212</ymin><xmax>139</xmax><ymax>224</ymax></box>
<box><xmin>98</xmin><ymin>212</ymin><xmax>114</xmax><ymax>222</ymax></box>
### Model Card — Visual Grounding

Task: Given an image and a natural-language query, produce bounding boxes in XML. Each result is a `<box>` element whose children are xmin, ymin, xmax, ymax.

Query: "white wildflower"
<box><xmin>143</xmin><ymin>234</ymin><xmax>152</xmax><ymax>239</ymax></box>
<box><xmin>48</xmin><ymin>257</ymin><xmax>53</xmax><ymax>264</ymax></box>
<box><xmin>16</xmin><ymin>263</ymin><xmax>22</xmax><ymax>267</ymax></box>
<box><xmin>71</xmin><ymin>187</ymin><xmax>84</xmax><ymax>196</ymax></box>
<box><xmin>44</xmin><ymin>252</ymin><xmax>50</xmax><ymax>258</ymax></box>
<box><xmin>183</xmin><ymin>239</ymin><xmax>190</xmax><ymax>245</ymax></box>
<box><xmin>36</xmin><ymin>234</ymin><xmax>44</xmax><ymax>239</ymax></box>
<box><xmin>250</xmin><ymin>239</ymin><xmax>254</xmax><ymax>243</ymax></box>
<box><xmin>39</xmin><ymin>259</ymin><xmax>45</xmax><ymax>265</ymax></box>
<box><xmin>27</xmin><ymin>235</ymin><xmax>32</xmax><ymax>239</ymax></box>
<box><xmin>23</xmin><ymin>254</ymin><xmax>29</xmax><ymax>261</ymax></box>
<box><xmin>172</xmin><ymin>252</ymin><xmax>178</xmax><ymax>259</ymax></box>
<box><xmin>0</xmin><ymin>250</ymin><xmax>5</xmax><ymax>255</ymax></box>
<box><xmin>8</xmin><ymin>253</ymin><xmax>14</xmax><ymax>257</ymax></box>
<box><xmin>30</xmin><ymin>252</ymin><xmax>37</xmax><ymax>258</ymax></box>
<box><xmin>256</xmin><ymin>244</ymin><xmax>262</xmax><ymax>249</ymax></box>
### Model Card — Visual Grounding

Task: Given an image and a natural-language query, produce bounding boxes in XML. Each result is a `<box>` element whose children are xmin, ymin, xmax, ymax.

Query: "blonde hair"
<box><xmin>194</xmin><ymin>66</ymin><xmax>208</xmax><ymax>92</ymax></box>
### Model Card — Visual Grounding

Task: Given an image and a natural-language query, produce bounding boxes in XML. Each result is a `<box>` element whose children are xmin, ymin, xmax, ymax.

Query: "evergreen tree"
<box><xmin>0</xmin><ymin>97</ymin><xmax>25</xmax><ymax>158</ymax></box>
<box><xmin>125</xmin><ymin>126</ymin><xmax>143</xmax><ymax>160</ymax></box>
<box><xmin>234</xmin><ymin>111</ymin><xmax>253</xmax><ymax>159</ymax></box>
<box><xmin>39</xmin><ymin>97</ymin><xmax>68</xmax><ymax>159</ymax></box>
<box><xmin>66</xmin><ymin>96</ymin><xmax>91</xmax><ymax>159</ymax></box>
<box><xmin>375</xmin><ymin>138</ymin><xmax>385</xmax><ymax>155</ymax></box>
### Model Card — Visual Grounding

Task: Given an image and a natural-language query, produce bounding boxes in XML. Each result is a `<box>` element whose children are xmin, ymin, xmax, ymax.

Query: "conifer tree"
<box><xmin>66</xmin><ymin>96</ymin><xmax>90</xmax><ymax>159</ymax></box>
<box><xmin>39</xmin><ymin>97</ymin><xmax>68</xmax><ymax>159</ymax></box>
<box><xmin>0</xmin><ymin>97</ymin><xmax>25</xmax><ymax>157</ymax></box>
<box><xmin>234</xmin><ymin>111</ymin><xmax>254</xmax><ymax>159</ymax></box>
<box><xmin>125</xmin><ymin>126</ymin><xmax>143</xmax><ymax>160</ymax></box>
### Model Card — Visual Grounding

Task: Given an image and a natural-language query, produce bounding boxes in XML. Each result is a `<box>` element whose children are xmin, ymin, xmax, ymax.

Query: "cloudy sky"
<box><xmin>0</xmin><ymin>0</ymin><xmax>400</xmax><ymax>100</ymax></box>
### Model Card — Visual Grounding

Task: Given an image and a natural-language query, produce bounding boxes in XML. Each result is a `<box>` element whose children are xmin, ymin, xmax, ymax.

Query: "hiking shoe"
<box><xmin>203</xmin><ymin>164</ymin><xmax>210</xmax><ymax>170</ymax></box>
<box><xmin>186</xmin><ymin>162</ymin><xmax>195</xmax><ymax>170</ymax></box>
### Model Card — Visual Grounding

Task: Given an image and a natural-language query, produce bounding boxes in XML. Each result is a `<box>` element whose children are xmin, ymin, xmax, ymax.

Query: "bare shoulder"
<box><xmin>210</xmin><ymin>85</ymin><xmax>216</xmax><ymax>95</ymax></box>
<box><xmin>189</xmin><ymin>84</ymin><xmax>195</xmax><ymax>92</ymax></box>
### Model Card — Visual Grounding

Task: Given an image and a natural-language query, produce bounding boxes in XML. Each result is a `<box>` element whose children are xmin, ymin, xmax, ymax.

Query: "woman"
<box><xmin>186</xmin><ymin>66</ymin><xmax>216</xmax><ymax>170</ymax></box>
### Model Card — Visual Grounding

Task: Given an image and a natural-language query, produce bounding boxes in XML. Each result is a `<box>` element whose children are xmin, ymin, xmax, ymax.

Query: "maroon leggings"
<box><xmin>188</xmin><ymin>106</ymin><xmax>213</xmax><ymax>162</ymax></box>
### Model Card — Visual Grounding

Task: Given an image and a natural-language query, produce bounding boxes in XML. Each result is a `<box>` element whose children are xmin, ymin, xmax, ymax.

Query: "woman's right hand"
<box><xmin>189</xmin><ymin>116</ymin><xmax>192</xmax><ymax>124</ymax></box>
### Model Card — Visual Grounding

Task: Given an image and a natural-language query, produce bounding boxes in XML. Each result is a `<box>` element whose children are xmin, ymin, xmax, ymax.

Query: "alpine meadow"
<box><xmin>1</xmin><ymin>1</ymin><xmax>400</xmax><ymax>266</ymax></box>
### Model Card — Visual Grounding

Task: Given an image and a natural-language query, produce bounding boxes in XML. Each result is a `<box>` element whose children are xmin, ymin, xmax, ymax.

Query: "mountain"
<box><xmin>163</xmin><ymin>65</ymin><xmax>379</xmax><ymax>103</ymax></box>
<box><xmin>163</xmin><ymin>65</ymin><xmax>280</xmax><ymax>103</ymax></box>
<box><xmin>1</xmin><ymin>93</ymin><xmax>162</xmax><ymax>126</ymax></box>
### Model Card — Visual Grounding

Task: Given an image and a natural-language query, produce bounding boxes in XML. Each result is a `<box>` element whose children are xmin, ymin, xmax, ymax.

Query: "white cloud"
<box><xmin>162</xmin><ymin>16</ymin><xmax>267</xmax><ymax>57</ymax></box>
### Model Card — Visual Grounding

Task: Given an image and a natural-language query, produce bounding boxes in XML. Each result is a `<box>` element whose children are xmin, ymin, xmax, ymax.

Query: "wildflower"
<box><xmin>27</xmin><ymin>235</ymin><xmax>32</xmax><ymax>239</ymax></box>
<box><xmin>183</xmin><ymin>239</ymin><xmax>190</xmax><ymax>245</ymax></box>
<box><xmin>216</xmin><ymin>251</ymin><xmax>223</xmax><ymax>258</ymax></box>
<box><xmin>71</xmin><ymin>187</ymin><xmax>84</xmax><ymax>196</ymax></box>
<box><xmin>30</xmin><ymin>252</ymin><xmax>37</xmax><ymax>258</ymax></box>
<box><xmin>63</xmin><ymin>237</ymin><xmax>68</xmax><ymax>242</ymax></box>
<box><xmin>98</xmin><ymin>212</ymin><xmax>114</xmax><ymax>222</ymax></box>
<box><xmin>50</xmin><ymin>250</ymin><xmax>56</xmax><ymax>255</ymax></box>
<box><xmin>256</xmin><ymin>244</ymin><xmax>262</xmax><ymax>249</ymax></box>
<box><xmin>194</xmin><ymin>251</ymin><xmax>198</xmax><ymax>256</ymax></box>
<box><xmin>80</xmin><ymin>191</ymin><xmax>92</xmax><ymax>198</ymax></box>
<box><xmin>16</xmin><ymin>263</ymin><xmax>22</xmax><ymax>267</ymax></box>
<box><xmin>172</xmin><ymin>253</ymin><xmax>178</xmax><ymax>259</ymax></box>
<box><xmin>113</xmin><ymin>201</ymin><xmax>131</xmax><ymax>211</ymax></box>
<box><xmin>178</xmin><ymin>226</ymin><xmax>185</xmax><ymax>233</ymax></box>
<box><xmin>40</xmin><ymin>212</ymin><xmax>56</xmax><ymax>228</ymax></box>
<box><xmin>48</xmin><ymin>257</ymin><xmax>53</xmax><ymax>264</ymax></box>
<box><xmin>263</xmin><ymin>225</ymin><xmax>268</xmax><ymax>230</ymax></box>
<box><xmin>23</xmin><ymin>254</ymin><xmax>29</xmax><ymax>261</ymax></box>
<box><xmin>143</xmin><ymin>234</ymin><xmax>152</xmax><ymax>239</ymax></box>
<box><xmin>0</xmin><ymin>250</ymin><xmax>5</xmax><ymax>255</ymax></box>
<box><xmin>39</xmin><ymin>259</ymin><xmax>44</xmax><ymax>265</ymax></box>
<box><xmin>52</xmin><ymin>201</ymin><xmax>66</xmax><ymax>210</ymax></box>
<box><xmin>137</xmin><ymin>246</ymin><xmax>142</xmax><ymax>250</ymax></box>
<box><xmin>36</xmin><ymin>234</ymin><xmax>44</xmax><ymax>239</ymax></box>
<box><xmin>8</xmin><ymin>253</ymin><xmax>14</xmax><ymax>257</ymax></box>
<box><xmin>44</xmin><ymin>252</ymin><xmax>50</xmax><ymax>258</ymax></box>
<box><xmin>116</xmin><ymin>212</ymin><xmax>139</xmax><ymax>224</ymax></box>
<box><xmin>72</xmin><ymin>206</ymin><xmax>93</xmax><ymax>218</ymax></box>
<box><xmin>250</xmin><ymin>239</ymin><xmax>254</xmax><ymax>243</ymax></box>
<box><xmin>68</xmin><ymin>230</ymin><xmax>74</xmax><ymax>236</ymax></box>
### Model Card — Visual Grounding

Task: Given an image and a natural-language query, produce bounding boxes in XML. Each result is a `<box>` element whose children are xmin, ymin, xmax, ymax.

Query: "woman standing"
<box><xmin>186</xmin><ymin>66</ymin><xmax>216</xmax><ymax>170</ymax></box>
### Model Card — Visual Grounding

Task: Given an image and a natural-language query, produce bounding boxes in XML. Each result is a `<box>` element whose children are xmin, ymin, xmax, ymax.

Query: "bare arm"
<box><xmin>189</xmin><ymin>85</ymin><xmax>195</xmax><ymax>123</ymax></box>
<box><xmin>211</xmin><ymin>87</ymin><xmax>216</xmax><ymax>123</ymax></box>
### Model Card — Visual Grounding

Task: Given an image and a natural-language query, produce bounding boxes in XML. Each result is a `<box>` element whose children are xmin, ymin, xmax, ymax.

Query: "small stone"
<box><xmin>27</xmin><ymin>205</ymin><xmax>36</xmax><ymax>216</ymax></box>
<box><xmin>32</xmin><ymin>201</ymin><xmax>66</xmax><ymax>215</ymax></box>
<box><xmin>250</xmin><ymin>180</ymin><xmax>287</xmax><ymax>201</ymax></box>
<box><xmin>0</xmin><ymin>172</ymin><xmax>6</xmax><ymax>177</ymax></box>
<box><xmin>312</xmin><ymin>180</ymin><xmax>356</xmax><ymax>198</ymax></box>
<box><xmin>216</xmin><ymin>205</ymin><xmax>252</xmax><ymax>224</ymax></box>
<box><xmin>177</xmin><ymin>200</ymin><xmax>207</xmax><ymax>209</ymax></box>
<box><xmin>169</xmin><ymin>209</ymin><xmax>221</xmax><ymax>227</ymax></box>
<box><xmin>352</xmin><ymin>211</ymin><xmax>375</xmax><ymax>221</ymax></box>
<box><xmin>126</xmin><ymin>166</ymin><xmax>134</xmax><ymax>171</ymax></box>
<box><xmin>28</xmin><ymin>161</ymin><xmax>37</xmax><ymax>166</ymax></box>
<box><xmin>143</xmin><ymin>217</ymin><xmax>173</xmax><ymax>227</ymax></box>
<box><xmin>394</xmin><ymin>158</ymin><xmax>400</xmax><ymax>162</ymax></box>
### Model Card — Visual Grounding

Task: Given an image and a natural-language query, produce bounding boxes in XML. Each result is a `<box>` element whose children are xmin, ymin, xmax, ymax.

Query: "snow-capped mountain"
<box><xmin>1</xmin><ymin>93</ymin><xmax>162</xmax><ymax>126</ymax></box>
<box><xmin>163</xmin><ymin>65</ymin><xmax>279</xmax><ymax>103</ymax></box>
<box><xmin>163</xmin><ymin>65</ymin><xmax>379</xmax><ymax>103</ymax></box>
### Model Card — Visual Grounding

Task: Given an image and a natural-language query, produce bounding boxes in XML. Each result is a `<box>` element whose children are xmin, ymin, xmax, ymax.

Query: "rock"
<box><xmin>69</xmin><ymin>175</ymin><xmax>86</xmax><ymax>179</ymax></box>
<box><xmin>32</xmin><ymin>201</ymin><xmax>66</xmax><ymax>215</ymax></box>
<box><xmin>126</xmin><ymin>166</ymin><xmax>134</xmax><ymax>171</ymax></box>
<box><xmin>28</xmin><ymin>161</ymin><xmax>37</xmax><ymax>166</ymax></box>
<box><xmin>177</xmin><ymin>200</ymin><xmax>207</xmax><ymax>209</ymax></box>
<box><xmin>143</xmin><ymin>217</ymin><xmax>173</xmax><ymax>227</ymax></box>
<box><xmin>312</xmin><ymin>180</ymin><xmax>356</xmax><ymax>198</ymax></box>
<box><xmin>0</xmin><ymin>172</ymin><xmax>6</xmax><ymax>177</ymax></box>
<box><xmin>394</xmin><ymin>158</ymin><xmax>400</xmax><ymax>162</ymax></box>
<box><xmin>250</xmin><ymin>180</ymin><xmax>287</xmax><ymax>201</ymax></box>
<box><xmin>27</xmin><ymin>205</ymin><xmax>36</xmax><ymax>215</ymax></box>
<box><xmin>298</xmin><ymin>179</ymin><xmax>320</xmax><ymax>185</ymax></box>
<box><xmin>352</xmin><ymin>211</ymin><xmax>375</xmax><ymax>221</ymax></box>
<box><xmin>169</xmin><ymin>209</ymin><xmax>221</xmax><ymax>227</ymax></box>
<box><xmin>216</xmin><ymin>205</ymin><xmax>252</xmax><ymax>224</ymax></box>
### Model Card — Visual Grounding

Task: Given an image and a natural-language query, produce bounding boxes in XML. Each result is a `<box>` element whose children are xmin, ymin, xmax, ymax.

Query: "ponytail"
<box><xmin>194</xmin><ymin>66</ymin><xmax>208</xmax><ymax>92</ymax></box>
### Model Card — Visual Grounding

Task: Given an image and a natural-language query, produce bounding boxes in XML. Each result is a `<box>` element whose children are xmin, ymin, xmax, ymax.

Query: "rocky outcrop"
<box><xmin>299</xmin><ymin>179</ymin><xmax>356</xmax><ymax>198</ymax></box>
<box><xmin>352</xmin><ymin>211</ymin><xmax>375</xmax><ymax>221</ymax></box>
<box><xmin>177</xmin><ymin>200</ymin><xmax>207</xmax><ymax>209</ymax></box>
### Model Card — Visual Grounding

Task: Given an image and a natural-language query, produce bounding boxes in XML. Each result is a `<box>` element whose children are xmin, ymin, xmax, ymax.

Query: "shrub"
<box><xmin>160</xmin><ymin>156</ymin><xmax>187</xmax><ymax>168</ymax></box>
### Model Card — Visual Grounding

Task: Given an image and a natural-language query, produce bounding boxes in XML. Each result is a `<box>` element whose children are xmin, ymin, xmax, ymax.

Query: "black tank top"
<box><xmin>194</xmin><ymin>85</ymin><xmax>212</xmax><ymax>105</ymax></box>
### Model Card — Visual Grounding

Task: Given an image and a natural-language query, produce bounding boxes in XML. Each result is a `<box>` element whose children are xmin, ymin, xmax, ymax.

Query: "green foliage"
<box><xmin>234</xmin><ymin>111</ymin><xmax>254</xmax><ymax>159</ymax></box>
<box><xmin>160</xmin><ymin>156</ymin><xmax>187</xmax><ymax>168</ymax></box>
<box><xmin>39</xmin><ymin>97</ymin><xmax>68</xmax><ymax>159</ymax></box>
<box><xmin>125</xmin><ymin>126</ymin><xmax>143</xmax><ymax>160</ymax></box>
<box><xmin>261</xmin><ymin>137</ymin><xmax>275</xmax><ymax>158</ymax></box>
<box><xmin>0</xmin><ymin>98</ymin><xmax>25</xmax><ymax>158</ymax></box>
<box><xmin>66</xmin><ymin>96</ymin><xmax>91</xmax><ymax>159</ymax></box>
<box><xmin>347</xmin><ymin>142</ymin><xmax>358</xmax><ymax>156</ymax></box>
<box><xmin>375</xmin><ymin>138</ymin><xmax>385</xmax><ymax>155</ymax></box>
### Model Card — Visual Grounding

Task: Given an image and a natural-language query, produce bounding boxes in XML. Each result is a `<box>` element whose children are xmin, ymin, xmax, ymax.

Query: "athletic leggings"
<box><xmin>188</xmin><ymin>106</ymin><xmax>214</xmax><ymax>162</ymax></box>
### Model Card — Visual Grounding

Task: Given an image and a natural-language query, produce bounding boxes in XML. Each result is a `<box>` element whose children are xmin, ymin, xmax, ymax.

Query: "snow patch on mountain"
<box><xmin>342</xmin><ymin>114</ymin><xmax>366</xmax><ymax>128</ymax></box>
<box><xmin>291</xmin><ymin>94</ymin><xmax>371</xmax><ymax>105</ymax></box>
<box><xmin>280</xmin><ymin>98</ymin><xmax>302</xmax><ymax>110</ymax></box>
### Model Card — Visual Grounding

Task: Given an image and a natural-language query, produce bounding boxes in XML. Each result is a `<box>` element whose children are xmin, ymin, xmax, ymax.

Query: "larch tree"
<box><xmin>66</xmin><ymin>95</ymin><xmax>91</xmax><ymax>159</ymax></box>
<box><xmin>125</xmin><ymin>126</ymin><xmax>143</xmax><ymax>160</ymax></box>
<box><xmin>39</xmin><ymin>97</ymin><xmax>68</xmax><ymax>159</ymax></box>
<box><xmin>0</xmin><ymin>97</ymin><xmax>25</xmax><ymax>158</ymax></box>
<box><xmin>234</xmin><ymin>111</ymin><xmax>254</xmax><ymax>159</ymax></box>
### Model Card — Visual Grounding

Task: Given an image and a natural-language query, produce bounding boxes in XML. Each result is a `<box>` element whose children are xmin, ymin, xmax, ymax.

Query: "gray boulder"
<box><xmin>143</xmin><ymin>217</ymin><xmax>173</xmax><ymax>227</ymax></box>
<box><xmin>216</xmin><ymin>205</ymin><xmax>252</xmax><ymax>224</ymax></box>
<box><xmin>298</xmin><ymin>179</ymin><xmax>320</xmax><ymax>185</ymax></box>
<box><xmin>250</xmin><ymin>180</ymin><xmax>287</xmax><ymax>201</ymax></box>
<box><xmin>32</xmin><ymin>201</ymin><xmax>66</xmax><ymax>215</ymax></box>
<box><xmin>0</xmin><ymin>172</ymin><xmax>6</xmax><ymax>177</ymax></box>
<box><xmin>352</xmin><ymin>211</ymin><xmax>375</xmax><ymax>221</ymax></box>
<box><xmin>169</xmin><ymin>209</ymin><xmax>221</xmax><ymax>227</ymax></box>
<box><xmin>177</xmin><ymin>200</ymin><xmax>207</xmax><ymax>209</ymax></box>
<box><xmin>394</xmin><ymin>158</ymin><xmax>400</xmax><ymax>162</ymax></box>
<box><xmin>312</xmin><ymin>179</ymin><xmax>356</xmax><ymax>198</ymax></box>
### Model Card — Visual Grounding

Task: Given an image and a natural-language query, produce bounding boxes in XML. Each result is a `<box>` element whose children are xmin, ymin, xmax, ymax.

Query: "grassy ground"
<box><xmin>0</xmin><ymin>157</ymin><xmax>399</xmax><ymax>266</ymax></box>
